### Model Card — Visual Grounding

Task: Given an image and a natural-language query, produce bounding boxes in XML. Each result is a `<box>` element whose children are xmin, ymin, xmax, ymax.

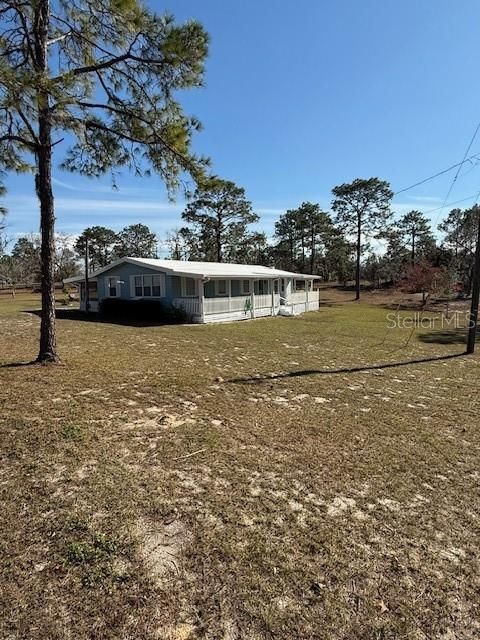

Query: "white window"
<box><xmin>132</xmin><ymin>274</ymin><xmax>163</xmax><ymax>298</ymax></box>
<box><xmin>153</xmin><ymin>277</ymin><xmax>162</xmax><ymax>296</ymax></box>
<box><xmin>134</xmin><ymin>275</ymin><xmax>142</xmax><ymax>297</ymax></box>
<box><xmin>143</xmin><ymin>275</ymin><xmax>153</xmax><ymax>296</ymax></box>
<box><xmin>107</xmin><ymin>277</ymin><xmax>118</xmax><ymax>297</ymax></box>
<box><xmin>215</xmin><ymin>279</ymin><xmax>227</xmax><ymax>296</ymax></box>
<box><xmin>295</xmin><ymin>279</ymin><xmax>306</xmax><ymax>291</ymax></box>
<box><xmin>241</xmin><ymin>279</ymin><xmax>250</xmax><ymax>294</ymax></box>
<box><xmin>182</xmin><ymin>277</ymin><xmax>197</xmax><ymax>297</ymax></box>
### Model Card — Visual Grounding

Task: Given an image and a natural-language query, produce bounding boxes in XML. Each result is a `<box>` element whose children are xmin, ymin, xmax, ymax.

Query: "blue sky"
<box><xmin>4</xmin><ymin>0</ymin><xmax>480</xmax><ymax>249</ymax></box>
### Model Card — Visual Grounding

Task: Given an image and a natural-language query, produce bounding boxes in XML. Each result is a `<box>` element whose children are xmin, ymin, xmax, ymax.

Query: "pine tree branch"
<box><xmin>50</xmin><ymin>29</ymin><xmax>169</xmax><ymax>81</ymax></box>
<box><xmin>0</xmin><ymin>133</ymin><xmax>36</xmax><ymax>148</ymax></box>
<box><xmin>73</xmin><ymin>117</ymin><xmax>151</xmax><ymax>146</ymax></box>
<box><xmin>2</xmin><ymin>1</ymin><xmax>37</xmax><ymax>67</ymax></box>
<box><xmin>16</xmin><ymin>106</ymin><xmax>39</xmax><ymax>144</ymax></box>
<box><xmin>47</xmin><ymin>31</ymin><xmax>72</xmax><ymax>46</ymax></box>
<box><xmin>74</xmin><ymin>102</ymin><xmax>200</xmax><ymax>175</ymax></box>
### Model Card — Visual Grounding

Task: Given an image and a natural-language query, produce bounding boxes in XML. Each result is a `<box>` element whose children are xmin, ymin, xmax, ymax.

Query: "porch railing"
<box><xmin>181</xmin><ymin>290</ymin><xmax>317</xmax><ymax>319</ymax></box>
<box><xmin>172</xmin><ymin>297</ymin><xmax>201</xmax><ymax>317</ymax></box>
<box><xmin>204</xmin><ymin>295</ymin><xmax>251</xmax><ymax>315</ymax></box>
<box><xmin>289</xmin><ymin>291</ymin><xmax>308</xmax><ymax>303</ymax></box>
<box><xmin>288</xmin><ymin>290</ymin><xmax>319</xmax><ymax>303</ymax></box>
<box><xmin>254</xmin><ymin>293</ymin><xmax>273</xmax><ymax>309</ymax></box>
<box><xmin>204</xmin><ymin>294</ymin><xmax>282</xmax><ymax>316</ymax></box>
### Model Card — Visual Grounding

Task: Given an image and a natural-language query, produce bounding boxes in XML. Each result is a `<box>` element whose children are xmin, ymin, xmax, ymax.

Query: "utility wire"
<box><xmin>394</xmin><ymin>152</ymin><xmax>480</xmax><ymax>196</ymax></box>
<box><xmin>391</xmin><ymin>122</ymin><xmax>480</xmax><ymax>231</ymax></box>
<box><xmin>433</xmin><ymin>121</ymin><xmax>480</xmax><ymax>226</ymax></box>
<box><xmin>422</xmin><ymin>193</ymin><xmax>480</xmax><ymax>215</ymax></box>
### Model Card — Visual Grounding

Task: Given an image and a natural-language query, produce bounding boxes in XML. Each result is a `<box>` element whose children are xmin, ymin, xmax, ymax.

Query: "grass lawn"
<box><xmin>1</xmin><ymin>290</ymin><xmax>479</xmax><ymax>639</ymax></box>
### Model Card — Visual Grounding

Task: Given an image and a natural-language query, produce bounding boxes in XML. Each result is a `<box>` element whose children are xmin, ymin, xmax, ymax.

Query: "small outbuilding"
<box><xmin>64</xmin><ymin>257</ymin><xmax>320</xmax><ymax>323</ymax></box>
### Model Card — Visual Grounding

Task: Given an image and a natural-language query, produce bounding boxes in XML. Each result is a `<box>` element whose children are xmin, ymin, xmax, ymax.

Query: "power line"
<box><xmin>392</xmin><ymin>193</ymin><xmax>480</xmax><ymax>219</ymax></box>
<box><xmin>421</xmin><ymin>193</ymin><xmax>480</xmax><ymax>215</ymax></box>
<box><xmin>394</xmin><ymin>152</ymin><xmax>480</xmax><ymax>196</ymax></box>
<box><xmin>392</xmin><ymin>122</ymin><xmax>480</xmax><ymax>230</ymax></box>
<box><xmin>443</xmin><ymin>122</ymin><xmax>480</xmax><ymax>204</ymax></box>
<box><xmin>432</xmin><ymin>121</ymin><xmax>480</xmax><ymax>226</ymax></box>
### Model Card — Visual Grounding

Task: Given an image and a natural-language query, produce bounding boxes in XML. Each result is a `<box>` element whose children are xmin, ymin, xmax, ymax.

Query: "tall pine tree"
<box><xmin>181</xmin><ymin>178</ymin><xmax>258</xmax><ymax>262</ymax></box>
<box><xmin>332</xmin><ymin>178</ymin><xmax>393</xmax><ymax>300</ymax></box>
<box><xmin>0</xmin><ymin>0</ymin><xmax>209</xmax><ymax>362</ymax></box>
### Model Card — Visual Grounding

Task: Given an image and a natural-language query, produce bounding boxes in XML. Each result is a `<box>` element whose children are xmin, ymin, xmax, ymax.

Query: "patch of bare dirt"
<box><xmin>135</xmin><ymin>517</ymin><xmax>189</xmax><ymax>585</ymax></box>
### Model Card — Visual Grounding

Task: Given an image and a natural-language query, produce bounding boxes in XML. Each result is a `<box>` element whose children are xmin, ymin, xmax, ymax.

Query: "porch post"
<box><xmin>251</xmin><ymin>279</ymin><xmax>255</xmax><ymax>318</ymax></box>
<box><xmin>306</xmin><ymin>279</ymin><xmax>309</xmax><ymax>312</ymax></box>
<box><xmin>285</xmin><ymin>278</ymin><xmax>292</xmax><ymax>298</ymax></box>
<box><xmin>271</xmin><ymin>279</ymin><xmax>275</xmax><ymax>315</ymax></box>
<box><xmin>228</xmin><ymin>279</ymin><xmax>232</xmax><ymax>312</ymax></box>
<box><xmin>287</xmin><ymin>278</ymin><xmax>293</xmax><ymax>314</ymax></box>
<box><xmin>199</xmin><ymin>279</ymin><xmax>205</xmax><ymax>322</ymax></box>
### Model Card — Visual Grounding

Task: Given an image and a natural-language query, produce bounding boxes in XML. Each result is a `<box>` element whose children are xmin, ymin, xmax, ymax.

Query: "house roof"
<box><xmin>64</xmin><ymin>257</ymin><xmax>320</xmax><ymax>283</ymax></box>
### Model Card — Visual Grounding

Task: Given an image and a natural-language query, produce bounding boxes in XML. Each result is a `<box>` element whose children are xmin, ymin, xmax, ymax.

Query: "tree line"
<box><xmin>166</xmin><ymin>176</ymin><xmax>479</xmax><ymax>301</ymax></box>
<box><xmin>0</xmin><ymin>223</ymin><xmax>157</xmax><ymax>287</ymax></box>
<box><xmin>2</xmin><ymin>176</ymin><xmax>478</xmax><ymax>305</ymax></box>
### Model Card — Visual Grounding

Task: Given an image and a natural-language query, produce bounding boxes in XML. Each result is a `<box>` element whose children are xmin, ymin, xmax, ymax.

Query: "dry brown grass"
<box><xmin>1</xmin><ymin>291</ymin><xmax>479</xmax><ymax>639</ymax></box>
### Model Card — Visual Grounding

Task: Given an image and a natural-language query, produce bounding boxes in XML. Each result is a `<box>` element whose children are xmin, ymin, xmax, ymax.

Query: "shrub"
<box><xmin>99</xmin><ymin>297</ymin><xmax>191</xmax><ymax>323</ymax></box>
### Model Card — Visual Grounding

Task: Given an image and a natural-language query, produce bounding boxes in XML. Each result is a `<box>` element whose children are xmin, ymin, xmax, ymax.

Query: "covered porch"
<box><xmin>172</xmin><ymin>276</ymin><xmax>319</xmax><ymax>323</ymax></box>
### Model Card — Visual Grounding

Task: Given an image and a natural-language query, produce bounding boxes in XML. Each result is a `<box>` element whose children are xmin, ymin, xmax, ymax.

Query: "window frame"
<box><xmin>152</xmin><ymin>274</ymin><xmax>162</xmax><ymax>297</ymax></box>
<box><xmin>215</xmin><ymin>279</ymin><xmax>228</xmax><ymax>297</ymax></box>
<box><xmin>131</xmin><ymin>273</ymin><xmax>164</xmax><ymax>298</ymax></box>
<box><xmin>181</xmin><ymin>277</ymin><xmax>197</xmax><ymax>298</ymax></box>
<box><xmin>256</xmin><ymin>279</ymin><xmax>269</xmax><ymax>295</ymax></box>
<box><xmin>106</xmin><ymin>276</ymin><xmax>119</xmax><ymax>298</ymax></box>
<box><xmin>241</xmin><ymin>279</ymin><xmax>251</xmax><ymax>295</ymax></box>
<box><xmin>295</xmin><ymin>279</ymin><xmax>306</xmax><ymax>291</ymax></box>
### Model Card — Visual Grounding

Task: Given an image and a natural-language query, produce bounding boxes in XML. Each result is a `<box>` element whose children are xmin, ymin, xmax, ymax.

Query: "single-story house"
<box><xmin>64</xmin><ymin>258</ymin><xmax>320</xmax><ymax>323</ymax></box>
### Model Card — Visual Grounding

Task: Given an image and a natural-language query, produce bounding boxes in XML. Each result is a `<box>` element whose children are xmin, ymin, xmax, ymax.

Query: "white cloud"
<box><xmin>406</xmin><ymin>195</ymin><xmax>443</xmax><ymax>203</ymax></box>
<box><xmin>51</xmin><ymin>176</ymin><xmax>173</xmax><ymax>197</ymax></box>
<box><xmin>4</xmin><ymin>194</ymin><xmax>180</xmax><ymax>215</ymax></box>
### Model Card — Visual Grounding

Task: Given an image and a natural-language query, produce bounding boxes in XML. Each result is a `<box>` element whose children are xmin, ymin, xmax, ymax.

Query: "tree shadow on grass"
<box><xmin>418</xmin><ymin>328</ymin><xmax>479</xmax><ymax>345</ymax></box>
<box><xmin>229</xmin><ymin>352</ymin><xmax>466</xmax><ymax>384</ymax></box>
<box><xmin>0</xmin><ymin>360</ymin><xmax>38</xmax><ymax>369</ymax></box>
<box><xmin>23</xmin><ymin>308</ymin><xmax>177</xmax><ymax>328</ymax></box>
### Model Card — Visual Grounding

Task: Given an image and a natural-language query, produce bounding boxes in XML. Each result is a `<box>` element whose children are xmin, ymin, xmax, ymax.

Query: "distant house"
<box><xmin>64</xmin><ymin>258</ymin><xmax>320</xmax><ymax>323</ymax></box>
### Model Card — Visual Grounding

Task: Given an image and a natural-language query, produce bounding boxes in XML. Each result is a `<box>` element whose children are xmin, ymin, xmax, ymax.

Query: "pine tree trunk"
<box><xmin>36</xmin><ymin>113</ymin><xmax>58</xmax><ymax>363</ymax></box>
<box><xmin>35</xmin><ymin>0</ymin><xmax>59</xmax><ymax>363</ymax></box>
<box><xmin>411</xmin><ymin>230</ymin><xmax>415</xmax><ymax>266</ymax></box>
<box><xmin>216</xmin><ymin>214</ymin><xmax>222</xmax><ymax>262</ymax></box>
<box><xmin>355</xmin><ymin>215</ymin><xmax>361</xmax><ymax>300</ymax></box>
<box><xmin>310</xmin><ymin>227</ymin><xmax>315</xmax><ymax>274</ymax></box>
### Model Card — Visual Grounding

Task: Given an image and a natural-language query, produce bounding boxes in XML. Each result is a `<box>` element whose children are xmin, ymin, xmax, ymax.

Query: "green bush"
<box><xmin>99</xmin><ymin>297</ymin><xmax>191</xmax><ymax>323</ymax></box>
